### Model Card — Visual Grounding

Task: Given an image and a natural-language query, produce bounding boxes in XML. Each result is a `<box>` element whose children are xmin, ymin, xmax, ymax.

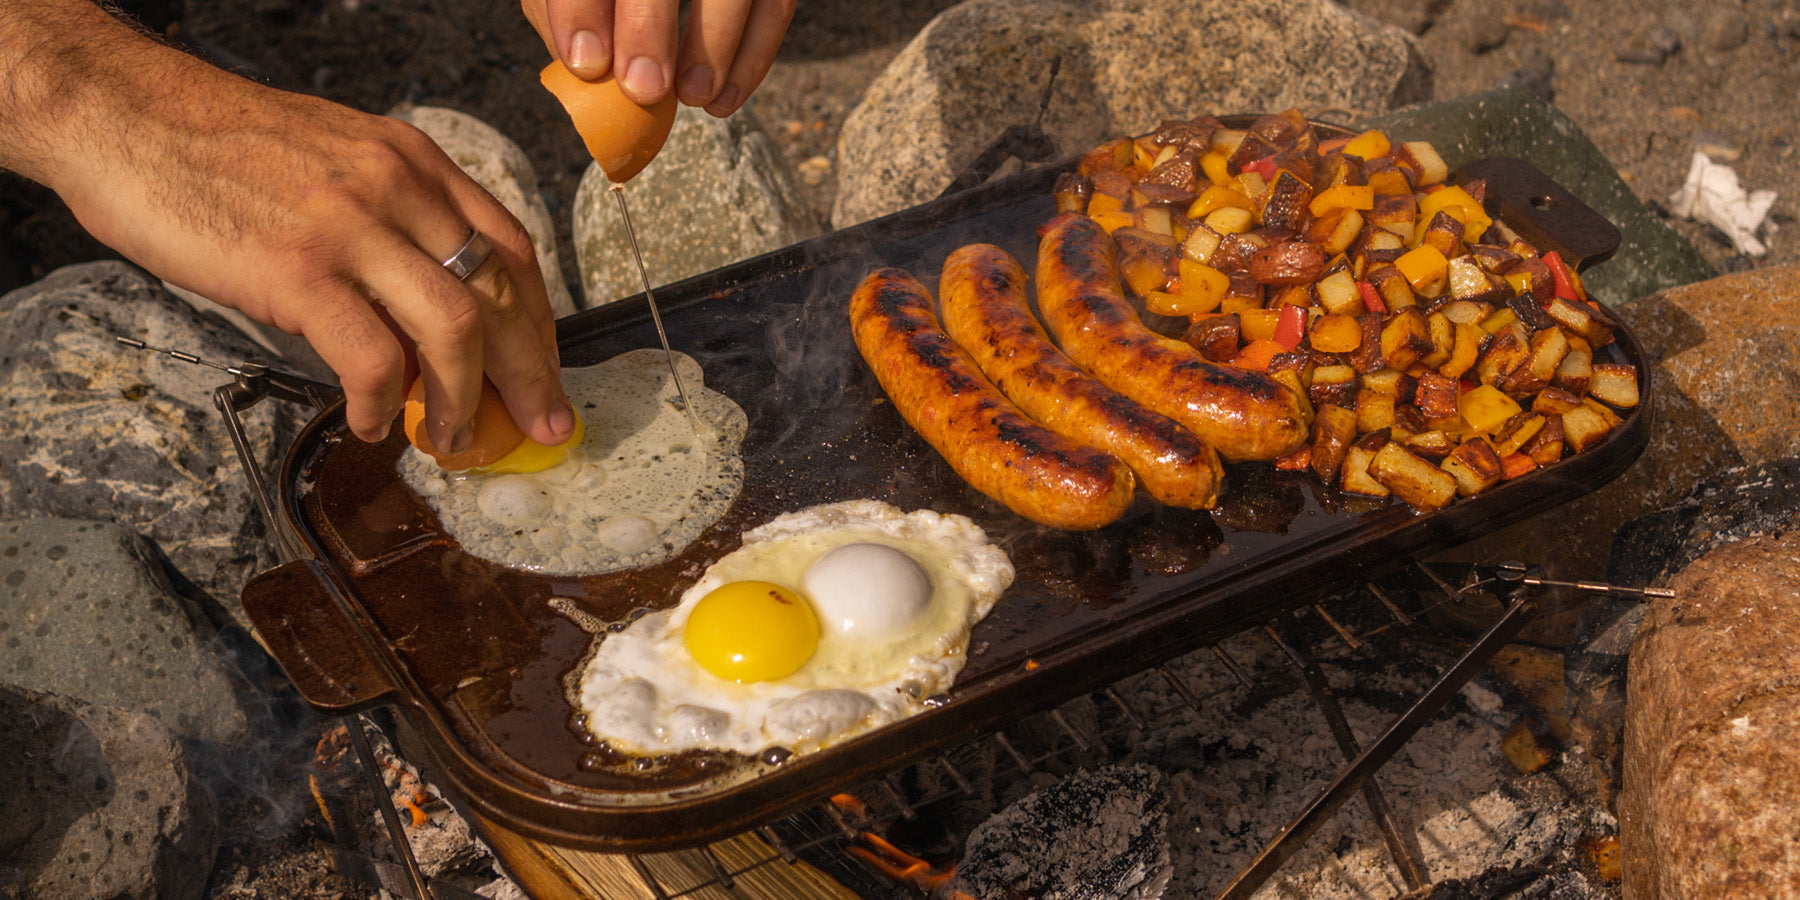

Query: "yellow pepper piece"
<box><xmin>1308</xmin><ymin>183</ymin><xmax>1375</xmax><ymax>217</ymax></box>
<box><xmin>1417</xmin><ymin>185</ymin><xmax>1492</xmax><ymax>242</ymax></box>
<box><xmin>1394</xmin><ymin>244</ymin><xmax>1449</xmax><ymax>291</ymax></box>
<box><xmin>1458</xmin><ymin>385</ymin><xmax>1523</xmax><ymax>436</ymax></box>
<box><xmin>1201</xmin><ymin>149</ymin><xmax>1232</xmax><ymax>186</ymax></box>
<box><xmin>1186</xmin><ymin>184</ymin><xmax>1255</xmax><ymax>218</ymax></box>
<box><xmin>1342</xmin><ymin>129</ymin><xmax>1391</xmax><ymax>162</ymax></box>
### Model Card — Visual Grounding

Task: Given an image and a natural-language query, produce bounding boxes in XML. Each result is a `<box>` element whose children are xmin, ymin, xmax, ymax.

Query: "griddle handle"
<box><xmin>242</xmin><ymin>560</ymin><xmax>396</xmax><ymax>714</ymax></box>
<box><xmin>1452</xmin><ymin>156</ymin><xmax>1621</xmax><ymax>271</ymax></box>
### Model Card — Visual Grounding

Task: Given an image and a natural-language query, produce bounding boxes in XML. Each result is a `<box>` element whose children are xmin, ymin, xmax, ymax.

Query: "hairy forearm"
<box><xmin>0</xmin><ymin>0</ymin><xmax>209</xmax><ymax>194</ymax></box>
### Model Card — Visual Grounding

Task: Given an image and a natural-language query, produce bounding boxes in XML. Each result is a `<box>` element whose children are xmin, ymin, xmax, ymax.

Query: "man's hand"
<box><xmin>1</xmin><ymin>0</ymin><xmax>575</xmax><ymax>452</ymax></box>
<box><xmin>521</xmin><ymin>0</ymin><xmax>796</xmax><ymax>116</ymax></box>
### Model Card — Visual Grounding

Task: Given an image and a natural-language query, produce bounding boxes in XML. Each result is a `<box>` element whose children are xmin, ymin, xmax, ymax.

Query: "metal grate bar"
<box><xmin>1101</xmin><ymin>686</ymin><xmax>1148</xmax><ymax>731</ymax></box>
<box><xmin>1157</xmin><ymin>663</ymin><xmax>1205</xmax><ymax>711</ymax></box>
<box><xmin>757</xmin><ymin>826</ymin><xmax>799</xmax><ymax>864</ymax></box>
<box><xmin>1365</xmin><ymin>582</ymin><xmax>1416</xmax><ymax>627</ymax></box>
<box><xmin>1309</xmin><ymin>603</ymin><xmax>1365</xmax><ymax>651</ymax></box>
<box><xmin>878</xmin><ymin>776</ymin><xmax>917</xmax><ymax>821</ymax></box>
<box><xmin>1211</xmin><ymin>644</ymin><xmax>1256</xmax><ymax>688</ymax></box>
<box><xmin>1047</xmin><ymin>709</ymin><xmax>1092</xmax><ymax>753</ymax></box>
<box><xmin>991</xmin><ymin>731</ymin><xmax>1035</xmax><ymax>773</ymax></box>
<box><xmin>937</xmin><ymin>755</ymin><xmax>975</xmax><ymax>795</ymax></box>
<box><xmin>696</xmin><ymin>845</ymin><xmax>736</xmax><ymax>892</ymax></box>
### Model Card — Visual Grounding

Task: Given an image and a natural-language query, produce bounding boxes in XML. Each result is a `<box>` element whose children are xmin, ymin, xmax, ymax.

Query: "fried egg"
<box><xmin>398</xmin><ymin>349</ymin><xmax>747</xmax><ymax>575</ymax></box>
<box><xmin>574</xmin><ymin>500</ymin><xmax>1014</xmax><ymax>757</ymax></box>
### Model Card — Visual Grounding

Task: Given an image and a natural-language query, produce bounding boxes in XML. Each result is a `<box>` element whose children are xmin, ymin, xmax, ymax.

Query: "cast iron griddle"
<box><xmin>243</xmin><ymin>145</ymin><xmax>1650</xmax><ymax>852</ymax></box>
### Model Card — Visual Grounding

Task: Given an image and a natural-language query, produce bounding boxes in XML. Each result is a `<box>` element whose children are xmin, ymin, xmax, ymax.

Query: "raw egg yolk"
<box><xmin>684</xmin><ymin>581</ymin><xmax>819</xmax><ymax>683</ymax></box>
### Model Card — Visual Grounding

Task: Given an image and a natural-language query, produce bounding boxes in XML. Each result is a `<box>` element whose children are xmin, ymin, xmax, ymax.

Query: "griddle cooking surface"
<box><xmin>262</xmin><ymin>155</ymin><xmax>1650</xmax><ymax>850</ymax></box>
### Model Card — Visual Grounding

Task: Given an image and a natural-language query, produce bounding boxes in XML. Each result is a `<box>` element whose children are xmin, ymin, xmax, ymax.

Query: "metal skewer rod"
<box><xmin>610</xmin><ymin>183</ymin><xmax>702</xmax><ymax>433</ymax></box>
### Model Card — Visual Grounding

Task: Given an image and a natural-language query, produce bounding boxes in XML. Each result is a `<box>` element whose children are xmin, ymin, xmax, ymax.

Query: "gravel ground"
<box><xmin>4</xmin><ymin>1</ymin><xmax>1797</xmax><ymax>896</ymax></box>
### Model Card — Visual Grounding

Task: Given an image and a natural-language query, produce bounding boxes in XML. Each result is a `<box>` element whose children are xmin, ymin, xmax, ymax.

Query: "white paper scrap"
<box><xmin>1667</xmin><ymin>151</ymin><xmax>1779</xmax><ymax>256</ymax></box>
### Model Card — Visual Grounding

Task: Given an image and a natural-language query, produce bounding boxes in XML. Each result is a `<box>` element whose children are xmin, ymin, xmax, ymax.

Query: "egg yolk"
<box><xmin>474</xmin><ymin>411</ymin><xmax>585</xmax><ymax>474</ymax></box>
<box><xmin>684</xmin><ymin>581</ymin><xmax>819</xmax><ymax>683</ymax></box>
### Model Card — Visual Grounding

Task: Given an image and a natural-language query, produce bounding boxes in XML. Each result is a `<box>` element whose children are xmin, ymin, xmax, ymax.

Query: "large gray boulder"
<box><xmin>830</xmin><ymin>0</ymin><xmax>1432</xmax><ymax>228</ymax></box>
<box><xmin>0</xmin><ymin>684</ymin><xmax>219</xmax><ymax>900</ymax></box>
<box><xmin>0</xmin><ymin>517</ymin><xmax>251</xmax><ymax>745</ymax></box>
<box><xmin>0</xmin><ymin>262</ymin><xmax>303</xmax><ymax>625</ymax></box>
<box><xmin>573</xmin><ymin>104</ymin><xmax>821</xmax><ymax>306</ymax></box>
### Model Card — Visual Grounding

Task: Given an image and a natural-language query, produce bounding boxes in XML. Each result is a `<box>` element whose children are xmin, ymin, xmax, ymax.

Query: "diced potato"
<box><xmin>1398</xmin><ymin>141</ymin><xmax>1449</xmax><ymax>187</ymax></box>
<box><xmin>1368</xmin><ymin>192</ymin><xmax>1420</xmax><ymax>237</ymax></box>
<box><xmin>1209</xmin><ymin>128</ymin><xmax>1247</xmax><ymax>157</ymax></box>
<box><xmin>1348</xmin><ymin>315</ymin><xmax>1387</xmax><ymax>373</ymax></box>
<box><xmin>1361</xmin><ymin>368</ymin><xmax>1407</xmax><ymax>395</ymax></box>
<box><xmin>1363</xmin><ymin>158</ymin><xmax>1414</xmax><ymax>197</ymax></box>
<box><xmin>1560</xmin><ymin>399</ymin><xmax>1621</xmax><ymax>453</ymax></box>
<box><xmin>1380</xmin><ymin>309</ymin><xmax>1433</xmax><ymax>371</ymax></box>
<box><xmin>1439</xmin><ymin>321</ymin><xmax>1485</xmax><ymax>380</ymax></box>
<box><xmin>1136</xmin><ymin>205</ymin><xmax>1174</xmax><ymax>237</ymax></box>
<box><xmin>1500</xmin><ymin>453</ymin><xmax>1539</xmax><ymax>480</ymax></box>
<box><xmin>1442</xmin><ymin>437</ymin><xmax>1503</xmax><ymax>497</ymax></box>
<box><xmin>1370</xmin><ymin>442</ymin><xmax>1458</xmax><ymax>511</ymax></box>
<box><xmin>1418</xmin><ymin>210</ymin><xmax>1465</xmax><ymax>257</ymax></box>
<box><xmin>1414</xmin><ymin>371</ymin><xmax>1461</xmax><ymax>420</ymax></box>
<box><xmin>1340</xmin><ymin>439</ymin><xmax>1391</xmax><ymax>497</ymax></box>
<box><xmin>1422</xmin><ymin>311</ymin><xmax>1454</xmax><ymax>368</ymax></box>
<box><xmin>1308</xmin><ymin>364</ymin><xmax>1359</xmax><ymax>409</ymax></box>
<box><xmin>1268</xmin><ymin>367</ymin><xmax>1314</xmax><ymax>425</ymax></box>
<box><xmin>1439</xmin><ymin>299</ymin><xmax>1492</xmax><ymax>327</ymax></box>
<box><xmin>1181</xmin><ymin>223</ymin><xmax>1223</xmax><ymax>263</ymax></box>
<box><xmin>1544</xmin><ymin>296</ymin><xmax>1615</xmax><ymax>345</ymax></box>
<box><xmin>1313</xmin><ymin>269</ymin><xmax>1362</xmax><ymax>316</ymax></box>
<box><xmin>1077</xmin><ymin>137</ymin><xmax>1135</xmax><ymax>177</ymax></box>
<box><xmin>1403</xmin><ymin>429</ymin><xmax>1458</xmax><ymax>459</ymax></box>
<box><xmin>1490</xmin><ymin>413</ymin><xmax>1546</xmax><ymax>456</ymax></box>
<box><xmin>1314</xmin><ymin>209</ymin><xmax>1365</xmax><ymax>257</ymax></box>
<box><xmin>1447</xmin><ymin>255</ymin><xmax>1502</xmax><ymax>304</ymax></box>
<box><xmin>1588</xmin><ymin>363</ymin><xmax>1641</xmax><ymax>408</ymax></box>
<box><xmin>1459</xmin><ymin>384</ymin><xmax>1523</xmax><ymax>435</ymax></box>
<box><xmin>1531</xmin><ymin>386</ymin><xmax>1583</xmax><ymax>415</ymax></box>
<box><xmin>1553</xmin><ymin>344</ymin><xmax>1594</xmax><ymax>396</ymax></box>
<box><xmin>1500</xmin><ymin>326</ymin><xmax>1570</xmax><ymax>395</ymax></box>
<box><xmin>1520</xmin><ymin>416</ymin><xmax>1565</xmax><ymax>466</ymax></box>
<box><xmin>1356</xmin><ymin>388</ymin><xmax>1397</xmax><ymax>433</ymax></box>
<box><xmin>1311</xmin><ymin>404</ymin><xmax>1359</xmax><ymax>484</ymax></box>
<box><xmin>1366</xmin><ymin>263</ymin><xmax>1416</xmax><ymax>310</ymax></box>
<box><xmin>1474</xmin><ymin>331</ymin><xmax>1530</xmax><ymax>388</ymax></box>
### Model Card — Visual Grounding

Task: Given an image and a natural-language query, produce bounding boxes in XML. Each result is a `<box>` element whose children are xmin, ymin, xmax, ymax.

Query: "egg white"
<box><xmin>574</xmin><ymin>500</ymin><xmax>1015</xmax><ymax>757</ymax></box>
<box><xmin>399</xmin><ymin>349</ymin><xmax>747</xmax><ymax>576</ymax></box>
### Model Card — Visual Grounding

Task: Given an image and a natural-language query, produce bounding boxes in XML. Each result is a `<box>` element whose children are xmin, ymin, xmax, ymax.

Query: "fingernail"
<box><xmin>447</xmin><ymin>424</ymin><xmax>474</xmax><ymax>454</ymax></box>
<box><xmin>548</xmin><ymin>397</ymin><xmax>576</xmax><ymax>441</ymax></box>
<box><xmin>706</xmin><ymin>82</ymin><xmax>743</xmax><ymax>116</ymax></box>
<box><xmin>567</xmin><ymin>30</ymin><xmax>607</xmax><ymax>78</ymax></box>
<box><xmin>622</xmin><ymin>56</ymin><xmax>666</xmax><ymax>102</ymax></box>
<box><xmin>677</xmin><ymin>63</ymin><xmax>715</xmax><ymax>102</ymax></box>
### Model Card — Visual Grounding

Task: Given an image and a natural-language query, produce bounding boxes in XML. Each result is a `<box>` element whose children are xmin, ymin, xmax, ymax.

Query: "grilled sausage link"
<box><xmin>939</xmin><ymin>243</ymin><xmax>1222</xmax><ymax>509</ymax></box>
<box><xmin>849</xmin><ymin>268</ymin><xmax>1135</xmax><ymax>530</ymax></box>
<box><xmin>1035</xmin><ymin>213</ymin><xmax>1309</xmax><ymax>461</ymax></box>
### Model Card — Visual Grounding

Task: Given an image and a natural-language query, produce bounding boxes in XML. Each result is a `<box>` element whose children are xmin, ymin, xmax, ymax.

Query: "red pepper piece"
<box><xmin>1274</xmin><ymin>303</ymin><xmax>1308</xmax><ymax>348</ymax></box>
<box><xmin>1543</xmin><ymin>251</ymin><xmax>1579</xmax><ymax>301</ymax></box>
<box><xmin>1356</xmin><ymin>280</ymin><xmax>1386</xmax><ymax>314</ymax></box>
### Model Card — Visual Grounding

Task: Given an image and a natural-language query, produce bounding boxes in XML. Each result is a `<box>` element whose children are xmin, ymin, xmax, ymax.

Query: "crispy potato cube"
<box><xmin>1500</xmin><ymin>326</ymin><xmax>1570</xmax><ymax>395</ymax></box>
<box><xmin>1313</xmin><ymin>269</ymin><xmax>1362</xmax><ymax>316</ymax></box>
<box><xmin>1459</xmin><ymin>384</ymin><xmax>1523</xmax><ymax>435</ymax></box>
<box><xmin>1442</xmin><ymin>437</ymin><xmax>1504</xmax><ymax>497</ymax></box>
<box><xmin>1502</xmin><ymin>717</ymin><xmax>1557</xmax><ymax>773</ymax></box>
<box><xmin>1135</xmin><ymin>204</ymin><xmax>1175</xmax><ymax>237</ymax></box>
<box><xmin>1403</xmin><ymin>429</ymin><xmax>1458</xmax><ymax>459</ymax></box>
<box><xmin>1317</xmin><ymin>209</ymin><xmax>1365</xmax><ymax>257</ymax></box>
<box><xmin>1261</xmin><ymin>170</ymin><xmax>1313</xmax><ymax>234</ymax></box>
<box><xmin>1078</xmin><ymin>137</ymin><xmax>1135</xmax><ymax>177</ymax></box>
<box><xmin>1500</xmin><ymin>453</ymin><xmax>1539</xmax><ymax>480</ymax></box>
<box><xmin>1356</xmin><ymin>388</ymin><xmax>1397</xmax><ymax>432</ymax></box>
<box><xmin>1310</xmin><ymin>313</ymin><xmax>1364</xmax><ymax>353</ymax></box>
<box><xmin>1360</xmin><ymin>367</ymin><xmax>1407</xmax><ymax>395</ymax></box>
<box><xmin>1380</xmin><ymin>309</ymin><xmax>1433</xmax><ymax>371</ymax></box>
<box><xmin>1340</xmin><ymin>438</ymin><xmax>1391</xmax><ymax>497</ymax></box>
<box><xmin>1439</xmin><ymin>321</ymin><xmax>1485</xmax><ymax>380</ymax></box>
<box><xmin>1348</xmin><ymin>315</ymin><xmax>1387</xmax><ymax>373</ymax></box>
<box><xmin>1520</xmin><ymin>415</ymin><xmax>1565</xmax><ymax>466</ymax></box>
<box><xmin>1439</xmin><ymin>299</ymin><xmax>1492</xmax><ymax>327</ymax></box>
<box><xmin>1422</xmin><ymin>311</ymin><xmax>1454</xmax><ymax>368</ymax></box>
<box><xmin>1413</xmin><ymin>371</ymin><xmax>1461</xmax><ymax>420</ymax></box>
<box><xmin>1589</xmin><ymin>363</ymin><xmax>1641</xmax><ymax>408</ymax></box>
<box><xmin>1474</xmin><ymin>331</ymin><xmax>1530</xmax><ymax>388</ymax></box>
<box><xmin>1447</xmin><ymin>254</ymin><xmax>1503</xmax><ymax>304</ymax></box>
<box><xmin>1311</xmin><ymin>404</ymin><xmax>1359</xmax><ymax>483</ymax></box>
<box><xmin>1418</xmin><ymin>210</ymin><xmax>1465</xmax><ymax>258</ymax></box>
<box><xmin>1532</xmin><ymin>386</ymin><xmax>1583</xmax><ymax>415</ymax></box>
<box><xmin>1308</xmin><ymin>364</ymin><xmax>1359</xmax><ymax>410</ymax></box>
<box><xmin>1553</xmin><ymin>343</ymin><xmax>1594</xmax><ymax>396</ymax></box>
<box><xmin>1561</xmin><ymin>400</ymin><xmax>1619</xmax><ymax>453</ymax></box>
<box><xmin>1365</xmin><ymin>263</ymin><xmax>1415</xmax><ymax>311</ymax></box>
<box><xmin>1398</xmin><ymin>141</ymin><xmax>1450</xmax><ymax>186</ymax></box>
<box><xmin>1370</xmin><ymin>442</ymin><xmax>1458</xmax><ymax>511</ymax></box>
<box><xmin>1368</xmin><ymin>192</ymin><xmax>1419</xmax><ymax>237</ymax></box>
<box><xmin>1545</xmin><ymin>296</ymin><xmax>1599</xmax><ymax>341</ymax></box>
<box><xmin>1363</xmin><ymin>158</ymin><xmax>1414</xmax><ymax>197</ymax></box>
<box><xmin>1491</xmin><ymin>413</ymin><xmax>1547</xmax><ymax>456</ymax></box>
<box><xmin>1115</xmin><ymin>227</ymin><xmax>1178</xmax><ymax>297</ymax></box>
<box><xmin>1181</xmin><ymin>222</ymin><xmax>1223</xmax><ymax>263</ymax></box>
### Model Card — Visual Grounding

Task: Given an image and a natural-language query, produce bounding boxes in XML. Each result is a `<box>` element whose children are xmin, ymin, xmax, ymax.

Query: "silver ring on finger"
<box><xmin>441</xmin><ymin>229</ymin><xmax>493</xmax><ymax>281</ymax></box>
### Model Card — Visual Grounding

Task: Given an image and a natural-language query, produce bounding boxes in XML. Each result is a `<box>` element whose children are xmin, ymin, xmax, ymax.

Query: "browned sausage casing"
<box><xmin>938</xmin><ymin>243</ymin><xmax>1222</xmax><ymax>509</ymax></box>
<box><xmin>849</xmin><ymin>267</ymin><xmax>1135</xmax><ymax>530</ymax></box>
<box><xmin>1035</xmin><ymin>213</ymin><xmax>1310</xmax><ymax>461</ymax></box>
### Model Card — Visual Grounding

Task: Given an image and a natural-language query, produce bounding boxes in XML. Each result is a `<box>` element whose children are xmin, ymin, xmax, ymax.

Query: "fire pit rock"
<box><xmin>0</xmin><ymin>261</ymin><xmax>303</xmax><ymax>629</ymax></box>
<box><xmin>1621</xmin><ymin>529</ymin><xmax>1800</xmax><ymax>898</ymax></box>
<box><xmin>0</xmin><ymin>683</ymin><xmax>219</xmax><ymax>900</ymax></box>
<box><xmin>573</xmin><ymin>103</ymin><xmax>819</xmax><ymax>307</ymax></box>
<box><xmin>948</xmin><ymin>763</ymin><xmax>1171</xmax><ymax>900</ymax></box>
<box><xmin>0</xmin><ymin>517</ymin><xmax>251</xmax><ymax>745</ymax></box>
<box><xmin>830</xmin><ymin>0</ymin><xmax>1430</xmax><ymax>228</ymax></box>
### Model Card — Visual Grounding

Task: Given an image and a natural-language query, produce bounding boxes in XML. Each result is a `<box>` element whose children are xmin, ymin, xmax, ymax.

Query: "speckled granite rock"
<box><xmin>0</xmin><ymin>262</ymin><xmax>302</xmax><ymax>625</ymax></box>
<box><xmin>1609</xmin><ymin>459</ymin><xmax>1800</xmax><ymax>590</ymax></box>
<box><xmin>0</xmin><ymin>517</ymin><xmax>250</xmax><ymax>744</ymax></box>
<box><xmin>1432</xmin><ymin>266</ymin><xmax>1800</xmax><ymax>640</ymax></box>
<box><xmin>1621</xmin><ymin>532</ymin><xmax>1800</xmax><ymax>899</ymax></box>
<box><xmin>1361</xmin><ymin>88</ymin><xmax>1716</xmax><ymax>309</ymax></box>
<box><xmin>0</xmin><ymin>684</ymin><xmax>219</xmax><ymax>900</ymax></box>
<box><xmin>830</xmin><ymin>0</ymin><xmax>1430</xmax><ymax>228</ymax></box>
<box><xmin>573</xmin><ymin>104</ymin><xmax>819</xmax><ymax>307</ymax></box>
<box><xmin>391</xmin><ymin>104</ymin><xmax>578</xmax><ymax>317</ymax></box>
